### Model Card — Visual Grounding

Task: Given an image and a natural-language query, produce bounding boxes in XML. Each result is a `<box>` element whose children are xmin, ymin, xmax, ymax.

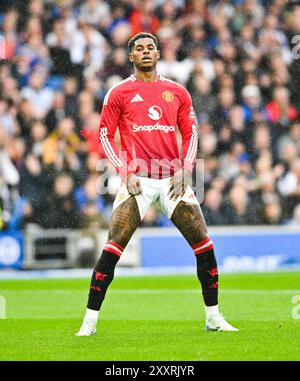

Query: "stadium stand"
<box><xmin>1</xmin><ymin>0</ymin><xmax>300</xmax><ymax>235</ymax></box>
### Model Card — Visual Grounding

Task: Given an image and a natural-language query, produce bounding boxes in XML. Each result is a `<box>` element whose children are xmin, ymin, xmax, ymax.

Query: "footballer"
<box><xmin>76</xmin><ymin>32</ymin><xmax>238</xmax><ymax>336</ymax></box>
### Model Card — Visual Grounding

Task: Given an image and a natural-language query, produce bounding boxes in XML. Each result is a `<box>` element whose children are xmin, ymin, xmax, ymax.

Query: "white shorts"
<box><xmin>113</xmin><ymin>177</ymin><xmax>199</xmax><ymax>220</ymax></box>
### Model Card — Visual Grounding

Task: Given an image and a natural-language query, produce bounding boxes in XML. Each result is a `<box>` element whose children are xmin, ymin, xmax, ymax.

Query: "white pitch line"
<box><xmin>109</xmin><ymin>289</ymin><xmax>300</xmax><ymax>295</ymax></box>
<box><xmin>1</xmin><ymin>289</ymin><xmax>300</xmax><ymax>295</ymax></box>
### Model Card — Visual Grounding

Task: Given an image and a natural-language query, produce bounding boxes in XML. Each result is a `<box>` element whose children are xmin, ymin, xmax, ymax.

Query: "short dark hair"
<box><xmin>128</xmin><ymin>32</ymin><xmax>159</xmax><ymax>52</ymax></box>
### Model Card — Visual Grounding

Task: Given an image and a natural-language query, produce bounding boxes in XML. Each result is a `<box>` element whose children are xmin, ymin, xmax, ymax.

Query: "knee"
<box><xmin>196</xmin><ymin>230</ymin><xmax>208</xmax><ymax>243</ymax></box>
<box><xmin>107</xmin><ymin>233</ymin><xmax>128</xmax><ymax>249</ymax></box>
<box><xmin>108</xmin><ymin>223</ymin><xmax>133</xmax><ymax>248</ymax></box>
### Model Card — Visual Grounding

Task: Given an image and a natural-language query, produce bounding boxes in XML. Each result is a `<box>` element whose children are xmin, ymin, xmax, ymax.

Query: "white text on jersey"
<box><xmin>133</xmin><ymin>123</ymin><xmax>175</xmax><ymax>133</ymax></box>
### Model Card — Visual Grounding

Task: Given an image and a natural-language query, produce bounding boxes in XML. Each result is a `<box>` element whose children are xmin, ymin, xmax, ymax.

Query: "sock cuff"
<box><xmin>103</xmin><ymin>241</ymin><xmax>124</xmax><ymax>257</ymax></box>
<box><xmin>192</xmin><ymin>236</ymin><xmax>214</xmax><ymax>255</ymax></box>
<box><xmin>205</xmin><ymin>304</ymin><xmax>219</xmax><ymax>316</ymax></box>
<box><xmin>85</xmin><ymin>308</ymin><xmax>99</xmax><ymax>321</ymax></box>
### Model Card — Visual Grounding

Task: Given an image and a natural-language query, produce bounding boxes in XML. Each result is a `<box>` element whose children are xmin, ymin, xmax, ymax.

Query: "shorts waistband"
<box><xmin>135</xmin><ymin>171</ymin><xmax>173</xmax><ymax>179</ymax></box>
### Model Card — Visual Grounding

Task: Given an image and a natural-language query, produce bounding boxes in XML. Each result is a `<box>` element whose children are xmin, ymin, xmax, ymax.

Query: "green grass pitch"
<box><xmin>0</xmin><ymin>271</ymin><xmax>300</xmax><ymax>360</ymax></box>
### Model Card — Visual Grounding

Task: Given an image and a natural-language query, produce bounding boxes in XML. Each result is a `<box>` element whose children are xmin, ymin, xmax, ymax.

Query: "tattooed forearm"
<box><xmin>171</xmin><ymin>201</ymin><xmax>207</xmax><ymax>246</ymax></box>
<box><xmin>108</xmin><ymin>196</ymin><xmax>141</xmax><ymax>247</ymax></box>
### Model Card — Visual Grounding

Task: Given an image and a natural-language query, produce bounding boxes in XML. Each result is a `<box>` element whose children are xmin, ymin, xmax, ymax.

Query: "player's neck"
<box><xmin>133</xmin><ymin>70</ymin><xmax>159</xmax><ymax>83</ymax></box>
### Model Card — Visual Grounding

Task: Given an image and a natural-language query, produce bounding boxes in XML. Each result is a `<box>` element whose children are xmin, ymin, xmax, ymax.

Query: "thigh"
<box><xmin>170</xmin><ymin>201</ymin><xmax>208</xmax><ymax>246</ymax></box>
<box><xmin>113</xmin><ymin>178</ymin><xmax>158</xmax><ymax>221</ymax></box>
<box><xmin>108</xmin><ymin>195</ymin><xmax>141</xmax><ymax>248</ymax></box>
<box><xmin>160</xmin><ymin>182</ymin><xmax>199</xmax><ymax>219</ymax></box>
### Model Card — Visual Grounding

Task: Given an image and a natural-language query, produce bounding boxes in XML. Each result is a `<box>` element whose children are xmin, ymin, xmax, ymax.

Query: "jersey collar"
<box><xmin>130</xmin><ymin>74</ymin><xmax>163</xmax><ymax>82</ymax></box>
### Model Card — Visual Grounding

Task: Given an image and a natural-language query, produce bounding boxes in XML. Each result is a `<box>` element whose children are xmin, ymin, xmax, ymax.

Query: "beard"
<box><xmin>139</xmin><ymin>66</ymin><xmax>154</xmax><ymax>72</ymax></box>
<box><xmin>136</xmin><ymin>62</ymin><xmax>156</xmax><ymax>72</ymax></box>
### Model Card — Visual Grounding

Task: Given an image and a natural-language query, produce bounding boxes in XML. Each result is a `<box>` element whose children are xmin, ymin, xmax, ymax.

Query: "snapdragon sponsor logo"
<box><xmin>133</xmin><ymin>123</ymin><xmax>175</xmax><ymax>133</ymax></box>
<box><xmin>148</xmin><ymin>105</ymin><xmax>162</xmax><ymax>120</ymax></box>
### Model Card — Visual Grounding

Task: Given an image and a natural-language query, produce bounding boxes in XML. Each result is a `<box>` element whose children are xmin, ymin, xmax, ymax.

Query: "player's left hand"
<box><xmin>168</xmin><ymin>169</ymin><xmax>192</xmax><ymax>201</ymax></box>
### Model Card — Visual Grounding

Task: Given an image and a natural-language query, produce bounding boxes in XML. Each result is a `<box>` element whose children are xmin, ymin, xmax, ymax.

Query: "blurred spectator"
<box><xmin>42</xmin><ymin>117</ymin><xmax>80</xmax><ymax>170</ymax></box>
<box><xmin>63</xmin><ymin>76</ymin><xmax>79</xmax><ymax>116</ymax></box>
<box><xmin>278</xmin><ymin>158</ymin><xmax>300</xmax><ymax>198</ymax></box>
<box><xmin>265</xmin><ymin>86</ymin><xmax>298</xmax><ymax>128</ymax></box>
<box><xmin>129</xmin><ymin>0</ymin><xmax>160</xmax><ymax>36</ymax></box>
<box><xmin>46</xmin><ymin>19</ymin><xmax>73</xmax><ymax>77</ymax></box>
<box><xmin>45</xmin><ymin>92</ymin><xmax>67</xmax><ymax>133</ymax></box>
<box><xmin>0</xmin><ymin>127</ymin><xmax>20</xmax><ymax>230</ymax></box>
<box><xmin>110</xmin><ymin>22</ymin><xmax>132</xmax><ymax>48</ymax></box>
<box><xmin>1</xmin><ymin>9</ymin><xmax>19</xmax><ymax>60</ymax></box>
<box><xmin>187</xmin><ymin>72</ymin><xmax>217</xmax><ymax>123</ymax></box>
<box><xmin>28</xmin><ymin>120</ymin><xmax>47</xmax><ymax>157</ymax></box>
<box><xmin>79</xmin><ymin>0</ymin><xmax>111</xmax><ymax>28</ymax></box>
<box><xmin>75</xmin><ymin>174</ymin><xmax>105</xmax><ymax>216</ymax></box>
<box><xmin>0</xmin><ymin>97</ymin><xmax>16</xmax><ymax>136</ymax></box>
<box><xmin>261</xmin><ymin>196</ymin><xmax>283</xmax><ymax>225</ymax></box>
<box><xmin>0</xmin><ymin>129</ymin><xmax>20</xmax><ymax>187</ymax></box>
<box><xmin>288</xmin><ymin>204</ymin><xmax>300</xmax><ymax>226</ymax></box>
<box><xmin>17</xmin><ymin>153</ymin><xmax>48</xmax><ymax>228</ymax></box>
<box><xmin>37</xmin><ymin>173</ymin><xmax>80</xmax><ymax>229</ymax></box>
<box><xmin>21</xmin><ymin>68</ymin><xmax>54</xmax><ymax>119</ymax></box>
<box><xmin>241</xmin><ymin>85</ymin><xmax>263</xmax><ymax>124</ymax></box>
<box><xmin>157</xmin><ymin>44</ymin><xmax>187</xmax><ymax>84</ymax></box>
<box><xmin>81</xmin><ymin>112</ymin><xmax>103</xmax><ymax>156</ymax></box>
<box><xmin>102</xmin><ymin>47</ymin><xmax>131</xmax><ymax>79</ymax></box>
<box><xmin>278</xmin><ymin>158</ymin><xmax>300</xmax><ymax>218</ymax></box>
<box><xmin>202</xmin><ymin>187</ymin><xmax>225</xmax><ymax>225</ymax></box>
<box><xmin>223</xmin><ymin>185</ymin><xmax>258</xmax><ymax>225</ymax></box>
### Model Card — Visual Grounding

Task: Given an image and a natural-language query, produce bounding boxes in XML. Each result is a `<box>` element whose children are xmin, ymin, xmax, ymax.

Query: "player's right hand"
<box><xmin>168</xmin><ymin>169</ymin><xmax>192</xmax><ymax>201</ymax></box>
<box><xmin>124</xmin><ymin>173</ymin><xmax>142</xmax><ymax>195</ymax></box>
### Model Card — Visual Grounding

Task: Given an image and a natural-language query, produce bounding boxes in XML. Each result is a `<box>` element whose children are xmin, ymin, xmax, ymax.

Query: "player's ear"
<box><xmin>129</xmin><ymin>52</ymin><xmax>134</xmax><ymax>62</ymax></box>
<box><xmin>156</xmin><ymin>49</ymin><xmax>160</xmax><ymax>60</ymax></box>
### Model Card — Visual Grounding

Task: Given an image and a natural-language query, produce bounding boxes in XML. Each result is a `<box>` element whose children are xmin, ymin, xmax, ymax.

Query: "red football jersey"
<box><xmin>99</xmin><ymin>74</ymin><xmax>198</xmax><ymax>178</ymax></box>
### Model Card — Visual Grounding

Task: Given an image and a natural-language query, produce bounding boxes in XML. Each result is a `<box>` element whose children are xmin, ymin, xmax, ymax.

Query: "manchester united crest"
<box><xmin>117</xmin><ymin>193</ymin><xmax>126</xmax><ymax>201</ymax></box>
<box><xmin>162</xmin><ymin>91</ymin><xmax>174</xmax><ymax>102</ymax></box>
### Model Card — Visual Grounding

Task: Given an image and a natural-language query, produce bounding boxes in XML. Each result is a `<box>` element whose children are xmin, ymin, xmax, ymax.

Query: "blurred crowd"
<box><xmin>1</xmin><ymin>0</ymin><xmax>300</xmax><ymax>232</ymax></box>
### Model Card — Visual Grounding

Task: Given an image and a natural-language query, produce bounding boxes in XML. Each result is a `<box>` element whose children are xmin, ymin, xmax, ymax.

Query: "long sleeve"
<box><xmin>177</xmin><ymin>88</ymin><xmax>198</xmax><ymax>172</ymax></box>
<box><xmin>99</xmin><ymin>89</ymin><xmax>131</xmax><ymax>178</ymax></box>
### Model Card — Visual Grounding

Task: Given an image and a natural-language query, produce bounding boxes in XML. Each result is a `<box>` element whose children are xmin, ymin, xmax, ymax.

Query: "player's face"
<box><xmin>129</xmin><ymin>37</ymin><xmax>160</xmax><ymax>72</ymax></box>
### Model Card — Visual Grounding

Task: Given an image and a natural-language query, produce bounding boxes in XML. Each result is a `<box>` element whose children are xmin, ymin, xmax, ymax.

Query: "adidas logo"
<box><xmin>130</xmin><ymin>94</ymin><xmax>144</xmax><ymax>102</ymax></box>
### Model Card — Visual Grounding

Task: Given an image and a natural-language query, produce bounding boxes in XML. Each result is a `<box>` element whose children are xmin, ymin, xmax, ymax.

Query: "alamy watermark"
<box><xmin>0</xmin><ymin>295</ymin><xmax>6</xmax><ymax>319</ymax></box>
<box><xmin>291</xmin><ymin>35</ymin><xmax>300</xmax><ymax>59</ymax></box>
<box><xmin>0</xmin><ymin>35</ymin><xmax>6</xmax><ymax>60</ymax></box>
<box><xmin>95</xmin><ymin>156</ymin><xmax>205</xmax><ymax>203</ymax></box>
<box><xmin>291</xmin><ymin>295</ymin><xmax>300</xmax><ymax>319</ymax></box>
